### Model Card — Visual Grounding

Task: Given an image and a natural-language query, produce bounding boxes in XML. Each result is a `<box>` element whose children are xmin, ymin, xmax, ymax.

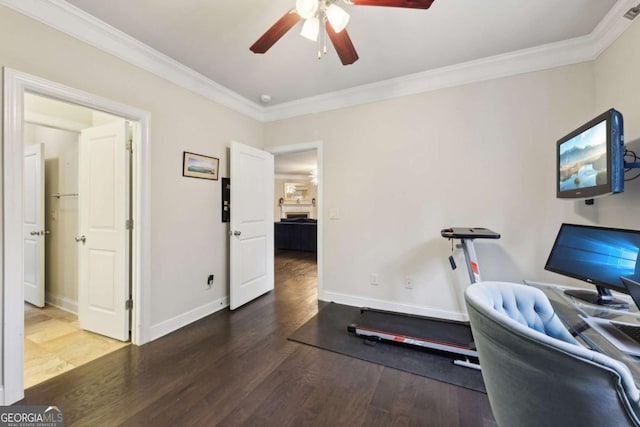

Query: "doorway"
<box><xmin>268</xmin><ymin>142</ymin><xmax>324</xmax><ymax>300</ymax></box>
<box><xmin>22</xmin><ymin>93</ymin><xmax>132</xmax><ymax>388</ymax></box>
<box><xmin>3</xmin><ymin>68</ymin><xmax>152</xmax><ymax>404</ymax></box>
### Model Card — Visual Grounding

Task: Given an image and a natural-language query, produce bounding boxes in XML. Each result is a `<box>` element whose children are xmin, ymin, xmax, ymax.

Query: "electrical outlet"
<box><xmin>405</xmin><ymin>276</ymin><xmax>413</xmax><ymax>289</ymax></box>
<box><xmin>207</xmin><ymin>274</ymin><xmax>214</xmax><ymax>288</ymax></box>
<box><xmin>370</xmin><ymin>273</ymin><xmax>379</xmax><ymax>286</ymax></box>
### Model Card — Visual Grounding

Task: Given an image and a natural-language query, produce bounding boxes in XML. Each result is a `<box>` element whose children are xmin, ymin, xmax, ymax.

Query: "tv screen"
<box><xmin>545</xmin><ymin>223</ymin><xmax>640</xmax><ymax>308</ymax></box>
<box><xmin>556</xmin><ymin>109</ymin><xmax>624</xmax><ymax>199</ymax></box>
<box><xmin>559</xmin><ymin>120</ymin><xmax>607</xmax><ymax>191</ymax></box>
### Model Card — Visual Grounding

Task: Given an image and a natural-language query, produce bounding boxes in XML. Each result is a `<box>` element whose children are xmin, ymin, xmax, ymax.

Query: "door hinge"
<box><xmin>126</xmin><ymin>299</ymin><xmax>133</xmax><ymax>310</ymax></box>
<box><xmin>126</xmin><ymin>141</ymin><xmax>133</xmax><ymax>152</ymax></box>
<box><xmin>126</xmin><ymin>219</ymin><xmax>134</xmax><ymax>230</ymax></box>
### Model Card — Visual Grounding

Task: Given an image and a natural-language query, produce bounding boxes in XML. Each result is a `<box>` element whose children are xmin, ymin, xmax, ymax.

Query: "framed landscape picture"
<box><xmin>183</xmin><ymin>151</ymin><xmax>219</xmax><ymax>180</ymax></box>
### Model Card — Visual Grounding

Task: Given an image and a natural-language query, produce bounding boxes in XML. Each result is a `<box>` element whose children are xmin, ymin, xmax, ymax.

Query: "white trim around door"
<box><xmin>2</xmin><ymin>68</ymin><xmax>152</xmax><ymax>404</ymax></box>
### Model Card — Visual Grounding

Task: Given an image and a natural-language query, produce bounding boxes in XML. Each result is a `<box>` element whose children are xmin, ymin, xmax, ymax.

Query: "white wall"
<box><xmin>265</xmin><ymin>18</ymin><xmax>640</xmax><ymax>319</ymax></box>
<box><xmin>591</xmin><ymin>18</ymin><xmax>640</xmax><ymax>230</ymax></box>
<box><xmin>0</xmin><ymin>5</ymin><xmax>263</xmax><ymax>337</ymax></box>
<box><xmin>25</xmin><ymin>92</ymin><xmax>93</xmax><ymax>129</ymax></box>
<box><xmin>265</xmin><ymin>63</ymin><xmax>599</xmax><ymax>319</ymax></box>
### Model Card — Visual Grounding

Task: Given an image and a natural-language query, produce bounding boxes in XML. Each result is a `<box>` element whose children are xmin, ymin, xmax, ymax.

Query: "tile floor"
<box><xmin>24</xmin><ymin>303</ymin><xmax>129</xmax><ymax>389</ymax></box>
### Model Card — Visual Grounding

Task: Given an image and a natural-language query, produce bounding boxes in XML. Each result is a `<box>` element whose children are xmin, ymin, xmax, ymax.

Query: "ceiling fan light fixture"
<box><xmin>300</xmin><ymin>17</ymin><xmax>320</xmax><ymax>41</ymax></box>
<box><xmin>326</xmin><ymin>4</ymin><xmax>350</xmax><ymax>33</ymax></box>
<box><xmin>295</xmin><ymin>0</ymin><xmax>319</xmax><ymax>19</ymax></box>
<box><xmin>253</xmin><ymin>0</ymin><xmax>437</xmax><ymax>64</ymax></box>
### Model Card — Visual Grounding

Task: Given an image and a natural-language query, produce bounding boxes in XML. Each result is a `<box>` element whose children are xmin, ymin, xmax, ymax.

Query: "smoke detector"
<box><xmin>260</xmin><ymin>94</ymin><xmax>272</xmax><ymax>104</ymax></box>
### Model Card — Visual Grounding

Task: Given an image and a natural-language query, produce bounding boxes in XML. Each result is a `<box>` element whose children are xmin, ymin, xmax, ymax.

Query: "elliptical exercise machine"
<box><xmin>347</xmin><ymin>227</ymin><xmax>500</xmax><ymax>369</ymax></box>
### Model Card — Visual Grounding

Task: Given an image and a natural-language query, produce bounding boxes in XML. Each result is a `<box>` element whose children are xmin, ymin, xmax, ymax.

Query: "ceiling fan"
<box><xmin>250</xmin><ymin>0</ymin><xmax>435</xmax><ymax>66</ymax></box>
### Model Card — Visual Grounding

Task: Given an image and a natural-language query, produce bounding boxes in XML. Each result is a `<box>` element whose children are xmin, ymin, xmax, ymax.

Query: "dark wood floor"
<box><xmin>20</xmin><ymin>250</ymin><xmax>496</xmax><ymax>426</ymax></box>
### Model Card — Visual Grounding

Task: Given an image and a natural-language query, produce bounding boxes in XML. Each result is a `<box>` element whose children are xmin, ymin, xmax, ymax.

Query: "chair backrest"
<box><xmin>465</xmin><ymin>281</ymin><xmax>640</xmax><ymax>427</ymax></box>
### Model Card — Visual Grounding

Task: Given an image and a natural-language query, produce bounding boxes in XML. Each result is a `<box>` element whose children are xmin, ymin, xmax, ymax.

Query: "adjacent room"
<box><xmin>22</xmin><ymin>93</ymin><xmax>132</xmax><ymax>388</ymax></box>
<box><xmin>2</xmin><ymin>0</ymin><xmax>640</xmax><ymax>425</ymax></box>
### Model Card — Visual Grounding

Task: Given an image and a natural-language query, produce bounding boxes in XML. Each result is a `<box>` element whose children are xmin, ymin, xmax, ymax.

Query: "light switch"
<box><xmin>329</xmin><ymin>208</ymin><xmax>339</xmax><ymax>220</ymax></box>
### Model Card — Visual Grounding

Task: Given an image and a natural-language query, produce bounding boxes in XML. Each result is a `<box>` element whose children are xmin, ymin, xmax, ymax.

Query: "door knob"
<box><xmin>44</xmin><ymin>230</ymin><xmax>50</xmax><ymax>235</ymax></box>
<box><xmin>233</xmin><ymin>230</ymin><xmax>241</xmax><ymax>236</ymax></box>
<box><xmin>30</xmin><ymin>231</ymin><xmax>39</xmax><ymax>236</ymax></box>
<box><xmin>75</xmin><ymin>235</ymin><xmax>86</xmax><ymax>243</ymax></box>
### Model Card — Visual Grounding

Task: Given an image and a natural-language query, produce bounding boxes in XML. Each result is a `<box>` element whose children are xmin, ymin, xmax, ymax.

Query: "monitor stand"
<box><xmin>564</xmin><ymin>287</ymin><xmax>629</xmax><ymax>310</ymax></box>
<box><xmin>620</xmin><ymin>277</ymin><xmax>640</xmax><ymax>311</ymax></box>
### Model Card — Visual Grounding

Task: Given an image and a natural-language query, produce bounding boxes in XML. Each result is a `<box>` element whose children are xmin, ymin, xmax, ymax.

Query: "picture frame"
<box><xmin>183</xmin><ymin>151</ymin><xmax>219</xmax><ymax>180</ymax></box>
<box><xmin>284</xmin><ymin>182</ymin><xmax>309</xmax><ymax>201</ymax></box>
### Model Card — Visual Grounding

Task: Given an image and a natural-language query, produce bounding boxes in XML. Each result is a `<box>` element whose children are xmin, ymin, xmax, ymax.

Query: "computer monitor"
<box><xmin>545</xmin><ymin>223</ymin><xmax>640</xmax><ymax>309</ymax></box>
<box><xmin>556</xmin><ymin>109</ymin><xmax>624</xmax><ymax>200</ymax></box>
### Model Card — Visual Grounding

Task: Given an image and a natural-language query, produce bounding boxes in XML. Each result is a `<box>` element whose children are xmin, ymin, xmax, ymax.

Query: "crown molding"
<box><xmin>0</xmin><ymin>0</ymin><xmax>635</xmax><ymax>123</ymax></box>
<box><xmin>263</xmin><ymin>36</ymin><xmax>597</xmax><ymax>121</ymax></box>
<box><xmin>0</xmin><ymin>0</ymin><xmax>264</xmax><ymax>121</ymax></box>
<box><xmin>591</xmin><ymin>0</ymin><xmax>638</xmax><ymax>56</ymax></box>
<box><xmin>263</xmin><ymin>0</ymin><xmax>637</xmax><ymax>121</ymax></box>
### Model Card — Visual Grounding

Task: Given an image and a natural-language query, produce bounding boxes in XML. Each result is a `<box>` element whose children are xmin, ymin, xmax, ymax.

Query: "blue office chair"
<box><xmin>465</xmin><ymin>281</ymin><xmax>640</xmax><ymax>427</ymax></box>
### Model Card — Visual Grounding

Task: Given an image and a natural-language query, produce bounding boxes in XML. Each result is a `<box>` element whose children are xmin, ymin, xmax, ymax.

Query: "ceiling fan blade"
<box><xmin>325</xmin><ymin>23</ymin><xmax>359</xmax><ymax>65</ymax></box>
<box><xmin>250</xmin><ymin>10</ymin><xmax>302</xmax><ymax>54</ymax></box>
<box><xmin>350</xmin><ymin>0</ymin><xmax>435</xmax><ymax>9</ymax></box>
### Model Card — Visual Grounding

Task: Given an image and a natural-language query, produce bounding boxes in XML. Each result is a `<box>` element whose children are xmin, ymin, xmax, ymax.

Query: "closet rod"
<box><xmin>51</xmin><ymin>193</ymin><xmax>78</xmax><ymax>199</ymax></box>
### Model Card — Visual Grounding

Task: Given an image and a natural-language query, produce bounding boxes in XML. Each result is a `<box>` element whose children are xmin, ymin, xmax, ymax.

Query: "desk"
<box><xmin>525</xmin><ymin>280</ymin><xmax>640</xmax><ymax>384</ymax></box>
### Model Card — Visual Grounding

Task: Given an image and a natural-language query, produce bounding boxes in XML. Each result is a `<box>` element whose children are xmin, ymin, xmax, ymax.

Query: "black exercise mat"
<box><xmin>288</xmin><ymin>302</ymin><xmax>486</xmax><ymax>393</ymax></box>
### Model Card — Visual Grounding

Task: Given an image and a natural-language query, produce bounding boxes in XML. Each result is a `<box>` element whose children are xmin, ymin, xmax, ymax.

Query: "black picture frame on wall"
<box><xmin>182</xmin><ymin>151</ymin><xmax>219</xmax><ymax>180</ymax></box>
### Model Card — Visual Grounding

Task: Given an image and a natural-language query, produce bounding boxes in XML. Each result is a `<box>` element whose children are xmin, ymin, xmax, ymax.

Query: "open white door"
<box><xmin>78</xmin><ymin>120</ymin><xmax>130</xmax><ymax>341</ymax></box>
<box><xmin>23</xmin><ymin>143</ymin><xmax>45</xmax><ymax>307</ymax></box>
<box><xmin>230</xmin><ymin>141</ymin><xmax>274</xmax><ymax>310</ymax></box>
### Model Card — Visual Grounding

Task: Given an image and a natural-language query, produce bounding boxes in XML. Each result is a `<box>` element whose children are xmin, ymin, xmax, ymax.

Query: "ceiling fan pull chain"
<box><xmin>317</xmin><ymin>20</ymin><xmax>327</xmax><ymax>59</ymax></box>
<box><xmin>323</xmin><ymin>22</ymin><xmax>328</xmax><ymax>56</ymax></box>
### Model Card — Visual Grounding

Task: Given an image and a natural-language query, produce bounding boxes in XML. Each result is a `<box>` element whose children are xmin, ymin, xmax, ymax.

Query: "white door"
<box><xmin>23</xmin><ymin>143</ymin><xmax>45</xmax><ymax>307</ymax></box>
<box><xmin>78</xmin><ymin>121</ymin><xmax>130</xmax><ymax>341</ymax></box>
<box><xmin>230</xmin><ymin>141</ymin><xmax>274</xmax><ymax>310</ymax></box>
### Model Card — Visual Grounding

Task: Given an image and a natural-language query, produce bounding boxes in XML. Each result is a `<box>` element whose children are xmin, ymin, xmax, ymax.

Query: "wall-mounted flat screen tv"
<box><xmin>556</xmin><ymin>109</ymin><xmax>624</xmax><ymax>199</ymax></box>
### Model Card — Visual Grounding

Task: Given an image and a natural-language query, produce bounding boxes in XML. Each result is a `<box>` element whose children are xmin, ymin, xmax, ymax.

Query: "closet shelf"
<box><xmin>51</xmin><ymin>193</ymin><xmax>78</xmax><ymax>199</ymax></box>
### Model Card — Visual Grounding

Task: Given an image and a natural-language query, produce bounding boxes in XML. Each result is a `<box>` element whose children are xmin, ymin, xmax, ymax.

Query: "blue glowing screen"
<box><xmin>558</xmin><ymin>120</ymin><xmax>607</xmax><ymax>191</ymax></box>
<box><xmin>545</xmin><ymin>224</ymin><xmax>640</xmax><ymax>291</ymax></box>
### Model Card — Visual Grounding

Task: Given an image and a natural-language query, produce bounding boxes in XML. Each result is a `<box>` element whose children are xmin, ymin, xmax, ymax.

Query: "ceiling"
<box><xmin>61</xmin><ymin>0</ymin><xmax>621</xmax><ymax>107</ymax></box>
<box><xmin>274</xmin><ymin>150</ymin><xmax>318</xmax><ymax>176</ymax></box>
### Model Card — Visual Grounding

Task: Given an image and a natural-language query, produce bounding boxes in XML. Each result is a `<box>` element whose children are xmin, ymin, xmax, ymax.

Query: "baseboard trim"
<box><xmin>45</xmin><ymin>295</ymin><xmax>78</xmax><ymax>314</ymax></box>
<box><xmin>149</xmin><ymin>296</ymin><xmax>229</xmax><ymax>342</ymax></box>
<box><xmin>321</xmin><ymin>290</ymin><xmax>468</xmax><ymax>322</ymax></box>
